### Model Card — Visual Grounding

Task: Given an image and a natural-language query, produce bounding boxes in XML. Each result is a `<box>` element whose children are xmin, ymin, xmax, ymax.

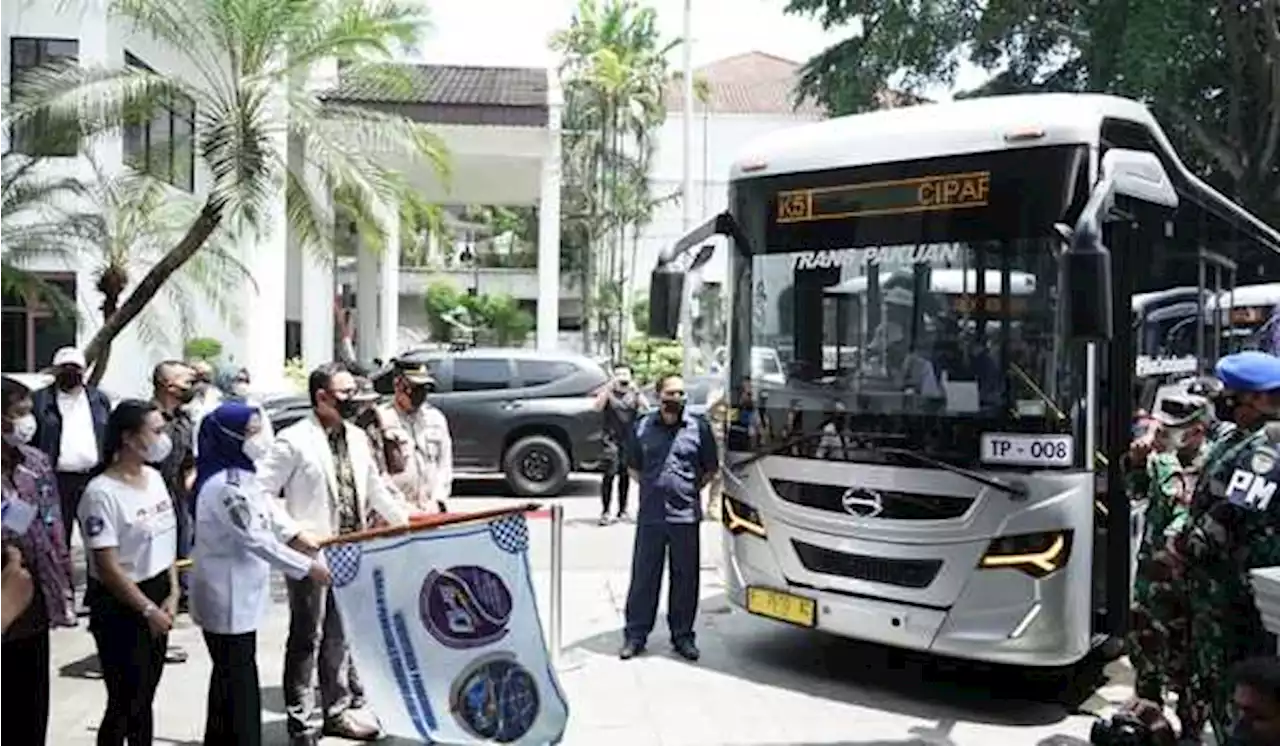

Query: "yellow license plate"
<box><xmin>745</xmin><ymin>587</ymin><xmax>817</xmax><ymax>627</ymax></box>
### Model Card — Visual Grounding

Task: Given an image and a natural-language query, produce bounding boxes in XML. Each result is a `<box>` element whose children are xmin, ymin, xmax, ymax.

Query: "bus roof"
<box><xmin>731</xmin><ymin>93</ymin><xmax>1280</xmax><ymax>254</ymax></box>
<box><xmin>1132</xmin><ymin>287</ymin><xmax>1209</xmax><ymax>314</ymax></box>
<box><xmin>825</xmin><ymin>269</ymin><xmax>1037</xmax><ymax>296</ymax></box>
<box><xmin>1205</xmin><ymin>283</ymin><xmax>1280</xmax><ymax>311</ymax></box>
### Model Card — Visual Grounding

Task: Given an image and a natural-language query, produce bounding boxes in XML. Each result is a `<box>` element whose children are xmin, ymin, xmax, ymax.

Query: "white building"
<box><xmin>1</xmin><ymin>1</ymin><xmax>565</xmax><ymax>397</ymax></box>
<box><xmin>627</xmin><ymin>52</ymin><xmax>825</xmax><ymax>294</ymax></box>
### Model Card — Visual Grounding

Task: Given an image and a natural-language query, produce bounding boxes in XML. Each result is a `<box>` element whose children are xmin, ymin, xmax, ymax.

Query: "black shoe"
<box><xmin>672</xmin><ymin>639</ymin><xmax>700</xmax><ymax>661</ymax></box>
<box><xmin>618</xmin><ymin>640</ymin><xmax>645</xmax><ymax>660</ymax></box>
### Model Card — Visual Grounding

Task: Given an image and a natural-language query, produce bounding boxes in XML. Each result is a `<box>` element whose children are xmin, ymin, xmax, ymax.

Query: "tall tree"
<box><xmin>553</xmin><ymin>0</ymin><xmax>678</xmax><ymax>355</ymax></box>
<box><xmin>0</xmin><ymin>153</ymin><xmax>97</xmax><ymax>321</ymax></box>
<box><xmin>81</xmin><ymin>157</ymin><xmax>252</xmax><ymax>383</ymax></box>
<box><xmin>7</xmin><ymin>0</ymin><xmax>450</xmax><ymax>376</ymax></box>
<box><xmin>784</xmin><ymin>0</ymin><xmax>1280</xmax><ymax>225</ymax></box>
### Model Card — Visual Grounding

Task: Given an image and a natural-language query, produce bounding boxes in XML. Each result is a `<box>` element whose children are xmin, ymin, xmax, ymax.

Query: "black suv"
<box><xmin>262</xmin><ymin>349</ymin><xmax>609</xmax><ymax>497</ymax></box>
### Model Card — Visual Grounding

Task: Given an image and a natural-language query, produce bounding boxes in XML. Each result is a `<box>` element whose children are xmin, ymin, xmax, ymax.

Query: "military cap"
<box><xmin>394</xmin><ymin>359</ymin><xmax>436</xmax><ymax>388</ymax></box>
<box><xmin>1214</xmin><ymin>350</ymin><xmax>1280</xmax><ymax>393</ymax></box>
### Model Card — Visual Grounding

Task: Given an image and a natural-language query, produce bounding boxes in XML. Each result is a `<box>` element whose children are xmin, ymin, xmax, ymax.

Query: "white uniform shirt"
<box><xmin>56</xmin><ymin>389</ymin><xmax>99</xmax><ymax>473</ymax></box>
<box><xmin>380</xmin><ymin>403</ymin><xmax>453</xmax><ymax>509</ymax></box>
<box><xmin>79</xmin><ymin>467</ymin><xmax>178</xmax><ymax>583</ymax></box>
<box><xmin>190</xmin><ymin>469</ymin><xmax>313</xmax><ymax>635</ymax></box>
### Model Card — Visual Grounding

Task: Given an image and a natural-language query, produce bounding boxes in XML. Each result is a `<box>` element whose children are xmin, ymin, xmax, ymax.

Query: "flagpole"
<box><xmin>548</xmin><ymin>503</ymin><xmax>564</xmax><ymax>668</ymax></box>
<box><xmin>679</xmin><ymin>0</ymin><xmax>696</xmax><ymax>382</ymax></box>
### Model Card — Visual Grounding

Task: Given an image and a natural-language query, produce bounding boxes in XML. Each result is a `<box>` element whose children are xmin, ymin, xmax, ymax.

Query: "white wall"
<box><xmin>1</xmin><ymin>1</ymin><xmax>239</xmax><ymax>398</ymax></box>
<box><xmin>628</xmin><ymin>111</ymin><xmax>820</xmax><ymax>295</ymax></box>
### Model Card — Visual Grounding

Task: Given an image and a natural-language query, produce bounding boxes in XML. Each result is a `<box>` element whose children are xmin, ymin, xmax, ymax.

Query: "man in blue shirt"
<box><xmin>619</xmin><ymin>374</ymin><xmax>719</xmax><ymax>662</ymax></box>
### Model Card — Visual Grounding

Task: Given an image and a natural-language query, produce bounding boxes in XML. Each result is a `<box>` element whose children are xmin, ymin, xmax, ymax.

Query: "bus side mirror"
<box><xmin>1061</xmin><ymin>148</ymin><xmax>1177</xmax><ymax>343</ymax></box>
<box><xmin>1062</xmin><ymin>220</ymin><xmax>1114</xmax><ymax>343</ymax></box>
<box><xmin>649</xmin><ymin>265</ymin><xmax>686</xmax><ymax>340</ymax></box>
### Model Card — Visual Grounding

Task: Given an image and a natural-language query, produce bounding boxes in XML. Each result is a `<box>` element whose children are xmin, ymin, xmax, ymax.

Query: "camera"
<box><xmin>1090</xmin><ymin>712</ymin><xmax>1154</xmax><ymax>746</ymax></box>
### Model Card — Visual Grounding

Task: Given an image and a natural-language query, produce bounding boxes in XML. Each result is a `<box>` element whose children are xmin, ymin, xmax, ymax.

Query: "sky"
<box><xmin>413</xmin><ymin>0</ymin><xmax>991</xmax><ymax>100</ymax></box>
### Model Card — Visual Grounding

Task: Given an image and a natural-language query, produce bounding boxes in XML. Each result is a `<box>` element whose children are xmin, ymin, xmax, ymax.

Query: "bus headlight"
<box><xmin>723</xmin><ymin>495</ymin><xmax>766</xmax><ymax>538</ymax></box>
<box><xmin>979</xmin><ymin>531</ymin><xmax>1073</xmax><ymax>578</ymax></box>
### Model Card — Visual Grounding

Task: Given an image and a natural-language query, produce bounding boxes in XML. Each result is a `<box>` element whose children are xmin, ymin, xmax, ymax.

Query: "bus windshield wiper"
<box><xmin>878</xmin><ymin>447</ymin><xmax>1028</xmax><ymax>498</ymax></box>
<box><xmin>727</xmin><ymin>419</ymin><xmax>837</xmax><ymax>474</ymax></box>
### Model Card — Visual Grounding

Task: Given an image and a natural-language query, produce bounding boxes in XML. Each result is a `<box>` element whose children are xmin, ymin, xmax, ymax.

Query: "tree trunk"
<box><xmin>88</xmin><ymin>292</ymin><xmax>121</xmax><ymax>387</ymax></box>
<box><xmin>82</xmin><ymin>200</ymin><xmax>223</xmax><ymax>371</ymax></box>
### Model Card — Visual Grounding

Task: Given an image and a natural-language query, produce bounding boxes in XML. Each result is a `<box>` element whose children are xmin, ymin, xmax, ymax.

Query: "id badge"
<box><xmin>2</xmin><ymin>497</ymin><xmax>38</xmax><ymax>535</ymax></box>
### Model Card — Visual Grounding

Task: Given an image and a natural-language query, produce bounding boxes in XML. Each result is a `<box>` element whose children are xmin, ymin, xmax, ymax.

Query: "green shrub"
<box><xmin>624</xmin><ymin>336</ymin><xmax>683</xmax><ymax>387</ymax></box>
<box><xmin>282</xmin><ymin>357</ymin><xmax>307</xmax><ymax>393</ymax></box>
<box><xmin>183</xmin><ymin>337</ymin><xmax>224</xmax><ymax>361</ymax></box>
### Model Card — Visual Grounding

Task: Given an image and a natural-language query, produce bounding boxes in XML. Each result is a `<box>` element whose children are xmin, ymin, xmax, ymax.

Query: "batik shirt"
<box><xmin>327</xmin><ymin>427</ymin><xmax>361</xmax><ymax>534</ymax></box>
<box><xmin>1</xmin><ymin>441</ymin><xmax>74</xmax><ymax>637</ymax></box>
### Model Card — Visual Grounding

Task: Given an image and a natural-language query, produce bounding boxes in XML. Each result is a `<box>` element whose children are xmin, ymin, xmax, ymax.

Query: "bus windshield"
<box><xmin>726</xmin><ymin>145</ymin><xmax>1088</xmax><ymax>465</ymax></box>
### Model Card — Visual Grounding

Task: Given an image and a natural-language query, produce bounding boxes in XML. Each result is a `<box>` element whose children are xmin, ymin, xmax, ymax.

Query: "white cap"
<box><xmin>51</xmin><ymin>347</ymin><xmax>86</xmax><ymax>369</ymax></box>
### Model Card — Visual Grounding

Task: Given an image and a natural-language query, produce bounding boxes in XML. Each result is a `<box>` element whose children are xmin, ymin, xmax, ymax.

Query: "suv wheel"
<box><xmin>503</xmin><ymin>434</ymin><xmax>571</xmax><ymax>497</ymax></box>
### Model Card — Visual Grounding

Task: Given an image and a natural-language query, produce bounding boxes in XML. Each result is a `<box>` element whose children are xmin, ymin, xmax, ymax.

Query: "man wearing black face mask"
<box><xmin>150</xmin><ymin>360</ymin><xmax>197</xmax><ymax>664</ymax></box>
<box><xmin>619</xmin><ymin>374</ymin><xmax>719</xmax><ymax>663</ymax></box>
<box><xmin>378</xmin><ymin>361</ymin><xmax>453</xmax><ymax>514</ymax></box>
<box><xmin>255</xmin><ymin>361</ymin><xmax>420</xmax><ymax>744</ymax></box>
<box><xmin>30</xmin><ymin>347</ymin><xmax>111</xmax><ymax>592</ymax></box>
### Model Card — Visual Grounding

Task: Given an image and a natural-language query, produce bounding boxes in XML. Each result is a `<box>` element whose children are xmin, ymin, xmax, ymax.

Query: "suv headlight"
<box><xmin>978</xmin><ymin>530</ymin><xmax>1072</xmax><ymax>578</ymax></box>
<box><xmin>722</xmin><ymin>495</ymin><xmax>766</xmax><ymax>538</ymax></box>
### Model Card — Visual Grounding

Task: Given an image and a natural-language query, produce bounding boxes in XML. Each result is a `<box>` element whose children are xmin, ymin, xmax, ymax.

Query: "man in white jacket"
<box><xmin>256</xmin><ymin>362</ymin><xmax>417</xmax><ymax>745</ymax></box>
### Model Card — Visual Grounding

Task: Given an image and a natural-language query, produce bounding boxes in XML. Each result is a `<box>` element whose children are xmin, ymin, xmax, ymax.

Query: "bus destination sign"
<box><xmin>776</xmin><ymin>171</ymin><xmax>991</xmax><ymax>224</ymax></box>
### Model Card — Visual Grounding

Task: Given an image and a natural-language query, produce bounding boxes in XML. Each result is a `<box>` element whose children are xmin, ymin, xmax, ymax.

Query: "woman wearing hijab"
<box><xmin>189</xmin><ymin>403</ymin><xmax>329</xmax><ymax>746</ymax></box>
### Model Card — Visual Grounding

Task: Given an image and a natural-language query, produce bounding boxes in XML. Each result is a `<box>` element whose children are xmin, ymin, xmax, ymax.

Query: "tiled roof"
<box><xmin>661</xmin><ymin>51</ymin><xmax>930</xmax><ymax>116</ymax></box>
<box><xmin>326</xmin><ymin>63</ymin><xmax>548</xmax><ymax>108</ymax></box>
<box><xmin>662</xmin><ymin>52</ymin><xmax>823</xmax><ymax>116</ymax></box>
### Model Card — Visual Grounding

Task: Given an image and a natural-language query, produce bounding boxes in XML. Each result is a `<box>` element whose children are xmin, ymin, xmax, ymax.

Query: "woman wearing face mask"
<box><xmin>189</xmin><ymin>403</ymin><xmax>329</xmax><ymax>746</ymax></box>
<box><xmin>78</xmin><ymin>399</ymin><xmax>179</xmax><ymax>746</ymax></box>
<box><xmin>1</xmin><ymin>376</ymin><xmax>73</xmax><ymax>745</ymax></box>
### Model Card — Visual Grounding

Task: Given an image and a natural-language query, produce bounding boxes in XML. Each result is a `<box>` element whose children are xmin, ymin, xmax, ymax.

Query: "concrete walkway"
<box><xmin>48</xmin><ymin>490</ymin><xmax>1131</xmax><ymax>745</ymax></box>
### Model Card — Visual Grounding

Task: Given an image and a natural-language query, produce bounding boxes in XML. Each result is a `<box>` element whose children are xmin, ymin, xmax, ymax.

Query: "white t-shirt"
<box><xmin>79</xmin><ymin>467</ymin><xmax>178</xmax><ymax>583</ymax></box>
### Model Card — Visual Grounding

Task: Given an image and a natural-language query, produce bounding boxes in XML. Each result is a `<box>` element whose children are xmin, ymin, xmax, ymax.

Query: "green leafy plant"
<box><xmin>624</xmin><ymin>335</ymin><xmax>683</xmax><ymax>387</ymax></box>
<box><xmin>474</xmin><ymin>294</ymin><xmax>535</xmax><ymax>346</ymax></box>
<box><xmin>183</xmin><ymin>337</ymin><xmax>224</xmax><ymax>361</ymax></box>
<box><xmin>283</xmin><ymin>357</ymin><xmax>307</xmax><ymax>393</ymax></box>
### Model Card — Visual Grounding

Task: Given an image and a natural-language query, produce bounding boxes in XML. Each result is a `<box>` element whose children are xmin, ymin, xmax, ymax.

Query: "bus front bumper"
<box><xmin>722</xmin><ymin>532</ymin><xmax>1091</xmax><ymax>668</ymax></box>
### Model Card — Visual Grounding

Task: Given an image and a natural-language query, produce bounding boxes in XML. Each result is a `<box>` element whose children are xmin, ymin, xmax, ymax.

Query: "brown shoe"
<box><xmin>322</xmin><ymin>712</ymin><xmax>380</xmax><ymax>741</ymax></box>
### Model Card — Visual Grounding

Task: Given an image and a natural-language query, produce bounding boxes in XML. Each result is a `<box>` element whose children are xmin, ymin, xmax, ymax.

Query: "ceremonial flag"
<box><xmin>323</xmin><ymin>508</ymin><xmax>569</xmax><ymax>744</ymax></box>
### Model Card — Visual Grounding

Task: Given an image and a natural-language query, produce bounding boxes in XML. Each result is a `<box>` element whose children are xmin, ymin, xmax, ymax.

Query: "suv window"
<box><xmin>517</xmin><ymin>360</ymin><xmax>577</xmax><ymax>387</ymax></box>
<box><xmin>452</xmin><ymin>358</ymin><xmax>512</xmax><ymax>392</ymax></box>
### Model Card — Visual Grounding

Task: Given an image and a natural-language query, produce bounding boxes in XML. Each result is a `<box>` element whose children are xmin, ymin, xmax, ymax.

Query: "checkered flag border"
<box><xmin>488</xmin><ymin>514</ymin><xmax>530</xmax><ymax>555</ymax></box>
<box><xmin>324</xmin><ymin>544</ymin><xmax>363</xmax><ymax>588</ymax></box>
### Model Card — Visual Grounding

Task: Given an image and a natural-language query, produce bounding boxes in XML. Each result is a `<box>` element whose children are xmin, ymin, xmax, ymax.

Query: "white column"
<box><xmin>243</xmin><ymin>205</ymin><xmax>289</xmax><ymax>389</ymax></box>
<box><xmin>356</xmin><ymin>238</ymin><xmax>379</xmax><ymax>360</ymax></box>
<box><xmin>537</xmin><ymin>69</ymin><xmax>564</xmax><ymax>351</ymax></box>
<box><xmin>299</xmin><ymin>175</ymin><xmax>335</xmax><ymax>368</ymax></box>
<box><xmin>376</xmin><ymin>197</ymin><xmax>401</xmax><ymax>361</ymax></box>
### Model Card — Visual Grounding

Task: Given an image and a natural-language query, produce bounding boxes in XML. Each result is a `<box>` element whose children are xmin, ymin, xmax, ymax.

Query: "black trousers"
<box><xmin>88</xmin><ymin>573</ymin><xmax>170</xmax><ymax>746</ymax></box>
<box><xmin>600</xmin><ymin>454</ymin><xmax>630</xmax><ymax>515</ymax></box>
<box><xmin>57</xmin><ymin>471</ymin><xmax>93</xmax><ymax>587</ymax></box>
<box><xmin>203</xmin><ymin>631</ymin><xmax>261</xmax><ymax>746</ymax></box>
<box><xmin>2</xmin><ymin>629</ymin><xmax>51</xmax><ymax>745</ymax></box>
<box><xmin>623</xmin><ymin>522</ymin><xmax>700</xmax><ymax>645</ymax></box>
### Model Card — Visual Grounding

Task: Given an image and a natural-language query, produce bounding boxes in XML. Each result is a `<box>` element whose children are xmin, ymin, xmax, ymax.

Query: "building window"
<box><xmin>9</xmin><ymin>37</ymin><xmax>80</xmax><ymax>157</ymax></box>
<box><xmin>1</xmin><ymin>275</ymin><xmax>78</xmax><ymax>373</ymax></box>
<box><xmin>123</xmin><ymin>52</ymin><xmax>196</xmax><ymax>192</ymax></box>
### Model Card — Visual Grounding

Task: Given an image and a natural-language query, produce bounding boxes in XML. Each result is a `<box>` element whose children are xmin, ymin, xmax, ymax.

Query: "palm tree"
<box><xmin>6</xmin><ymin>0</ymin><xmax>449</xmax><ymax>376</ymax></box>
<box><xmin>552</xmin><ymin>0</ymin><xmax>676</xmax><ymax>355</ymax></box>
<box><xmin>0</xmin><ymin>152</ymin><xmax>96</xmax><ymax>320</ymax></box>
<box><xmin>78</xmin><ymin>156</ymin><xmax>252</xmax><ymax>383</ymax></box>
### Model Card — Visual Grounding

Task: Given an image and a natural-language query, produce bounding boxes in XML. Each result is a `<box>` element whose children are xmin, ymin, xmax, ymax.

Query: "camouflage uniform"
<box><xmin>1179</xmin><ymin>421</ymin><xmax>1280</xmax><ymax>742</ymax></box>
<box><xmin>1126</xmin><ymin>429</ymin><xmax>1204</xmax><ymax>732</ymax></box>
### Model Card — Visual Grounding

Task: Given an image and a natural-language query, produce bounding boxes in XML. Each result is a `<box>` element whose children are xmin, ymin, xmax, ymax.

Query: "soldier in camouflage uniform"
<box><xmin>1126</xmin><ymin>385</ymin><xmax>1213</xmax><ymax>733</ymax></box>
<box><xmin>1174</xmin><ymin>351</ymin><xmax>1280</xmax><ymax>743</ymax></box>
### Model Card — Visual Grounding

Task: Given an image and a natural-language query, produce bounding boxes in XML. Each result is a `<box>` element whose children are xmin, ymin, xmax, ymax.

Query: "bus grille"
<box><xmin>791</xmin><ymin>541</ymin><xmax>942</xmax><ymax>589</ymax></box>
<box><xmin>771</xmin><ymin>479</ymin><xmax>973</xmax><ymax>520</ymax></box>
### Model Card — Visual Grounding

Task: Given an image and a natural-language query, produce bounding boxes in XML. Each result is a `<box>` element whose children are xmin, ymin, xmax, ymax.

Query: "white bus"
<box><xmin>646</xmin><ymin>93</ymin><xmax>1280</xmax><ymax>667</ymax></box>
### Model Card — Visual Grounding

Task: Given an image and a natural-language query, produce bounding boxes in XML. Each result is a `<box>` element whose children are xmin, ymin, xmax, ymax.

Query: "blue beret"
<box><xmin>1214</xmin><ymin>351</ymin><xmax>1280</xmax><ymax>393</ymax></box>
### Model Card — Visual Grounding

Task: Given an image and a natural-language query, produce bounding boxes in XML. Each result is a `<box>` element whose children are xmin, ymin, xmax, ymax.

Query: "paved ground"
<box><xmin>48</xmin><ymin>476</ymin><xmax>1135</xmax><ymax>745</ymax></box>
